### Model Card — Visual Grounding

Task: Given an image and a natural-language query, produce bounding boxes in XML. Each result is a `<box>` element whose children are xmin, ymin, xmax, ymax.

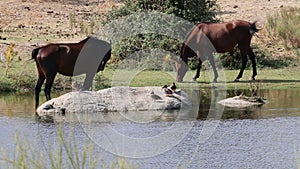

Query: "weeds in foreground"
<box><xmin>0</xmin><ymin>127</ymin><xmax>136</xmax><ymax>169</ymax></box>
<box><xmin>2</xmin><ymin>43</ymin><xmax>18</xmax><ymax>76</ymax></box>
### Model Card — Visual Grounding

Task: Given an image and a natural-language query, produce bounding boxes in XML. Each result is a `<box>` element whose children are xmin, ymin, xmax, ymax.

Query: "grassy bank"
<box><xmin>2</xmin><ymin>63</ymin><xmax>299</xmax><ymax>94</ymax></box>
<box><xmin>101</xmin><ymin>67</ymin><xmax>300</xmax><ymax>90</ymax></box>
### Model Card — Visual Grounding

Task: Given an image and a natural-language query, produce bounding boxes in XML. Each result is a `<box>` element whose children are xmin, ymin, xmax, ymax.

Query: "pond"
<box><xmin>0</xmin><ymin>89</ymin><xmax>300</xmax><ymax>168</ymax></box>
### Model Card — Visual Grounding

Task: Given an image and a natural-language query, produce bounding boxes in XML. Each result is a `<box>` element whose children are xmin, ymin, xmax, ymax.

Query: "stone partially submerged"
<box><xmin>36</xmin><ymin>86</ymin><xmax>192</xmax><ymax>122</ymax></box>
<box><xmin>218</xmin><ymin>95</ymin><xmax>267</xmax><ymax>108</ymax></box>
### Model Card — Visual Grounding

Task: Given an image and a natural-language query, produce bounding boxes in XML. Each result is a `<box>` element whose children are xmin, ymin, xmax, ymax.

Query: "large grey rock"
<box><xmin>36</xmin><ymin>86</ymin><xmax>192</xmax><ymax>122</ymax></box>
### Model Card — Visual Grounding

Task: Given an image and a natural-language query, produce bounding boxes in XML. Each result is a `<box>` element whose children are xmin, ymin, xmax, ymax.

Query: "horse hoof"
<box><xmin>234</xmin><ymin>79</ymin><xmax>240</xmax><ymax>82</ymax></box>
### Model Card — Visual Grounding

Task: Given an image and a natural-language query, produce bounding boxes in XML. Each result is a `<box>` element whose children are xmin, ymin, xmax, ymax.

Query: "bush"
<box><xmin>266</xmin><ymin>7</ymin><xmax>300</xmax><ymax>50</ymax></box>
<box><xmin>102</xmin><ymin>0</ymin><xmax>220</xmax><ymax>65</ymax></box>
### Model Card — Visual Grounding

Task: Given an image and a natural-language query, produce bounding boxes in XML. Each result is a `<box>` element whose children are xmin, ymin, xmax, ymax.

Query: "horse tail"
<box><xmin>250</xmin><ymin>21</ymin><xmax>259</xmax><ymax>35</ymax></box>
<box><xmin>59</xmin><ymin>45</ymin><xmax>70</xmax><ymax>54</ymax></box>
<box><xmin>31</xmin><ymin>48</ymin><xmax>40</xmax><ymax>60</ymax></box>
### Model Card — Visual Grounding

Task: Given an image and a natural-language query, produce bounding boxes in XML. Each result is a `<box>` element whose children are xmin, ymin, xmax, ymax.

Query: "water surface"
<box><xmin>0</xmin><ymin>89</ymin><xmax>300</xmax><ymax>168</ymax></box>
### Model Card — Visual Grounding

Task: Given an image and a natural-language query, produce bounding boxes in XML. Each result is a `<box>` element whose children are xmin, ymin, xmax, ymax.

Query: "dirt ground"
<box><xmin>0</xmin><ymin>0</ymin><xmax>299</xmax><ymax>59</ymax></box>
<box><xmin>218</xmin><ymin>0</ymin><xmax>300</xmax><ymax>25</ymax></box>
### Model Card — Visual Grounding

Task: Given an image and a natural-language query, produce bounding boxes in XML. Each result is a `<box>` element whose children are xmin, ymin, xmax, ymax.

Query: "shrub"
<box><xmin>102</xmin><ymin>0</ymin><xmax>220</xmax><ymax>65</ymax></box>
<box><xmin>266</xmin><ymin>7</ymin><xmax>300</xmax><ymax>50</ymax></box>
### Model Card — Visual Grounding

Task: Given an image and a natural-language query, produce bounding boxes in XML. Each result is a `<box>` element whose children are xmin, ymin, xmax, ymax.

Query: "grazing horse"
<box><xmin>176</xmin><ymin>20</ymin><xmax>259</xmax><ymax>82</ymax></box>
<box><xmin>32</xmin><ymin>36</ymin><xmax>111</xmax><ymax>108</ymax></box>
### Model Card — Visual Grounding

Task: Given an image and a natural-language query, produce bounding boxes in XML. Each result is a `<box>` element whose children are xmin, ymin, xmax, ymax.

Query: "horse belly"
<box><xmin>212</xmin><ymin>37</ymin><xmax>237</xmax><ymax>53</ymax></box>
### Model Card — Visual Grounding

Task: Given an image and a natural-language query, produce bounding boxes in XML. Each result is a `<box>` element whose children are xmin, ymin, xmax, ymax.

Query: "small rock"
<box><xmin>233</xmin><ymin>5</ymin><xmax>238</xmax><ymax>8</ymax></box>
<box><xmin>24</xmin><ymin>6</ymin><xmax>31</xmax><ymax>11</ymax></box>
<box><xmin>47</xmin><ymin>10</ymin><xmax>54</xmax><ymax>14</ymax></box>
<box><xmin>18</xmin><ymin>24</ymin><xmax>25</xmax><ymax>29</ymax></box>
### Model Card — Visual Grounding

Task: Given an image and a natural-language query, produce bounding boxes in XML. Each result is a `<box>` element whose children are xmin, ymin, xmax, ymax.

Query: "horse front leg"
<box><xmin>83</xmin><ymin>73</ymin><xmax>96</xmax><ymax>90</ymax></box>
<box><xmin>248</xmin><ymin>48</ymin><xmax>257</xmax><ymax>80</ymax></box>
<box><xmin>193</xmin><ymin>60</ymin><xmax>202</xmax><ymax>82</ymax></box>
<box><xmin>208</xmin><ymin>54</ymin><xmax>218</xmax><ymax>83</ymax></box>
<box><xmin>193</xmin><ymin>51</ymin><xmax>203</xmax><ymax>82</ymax></box>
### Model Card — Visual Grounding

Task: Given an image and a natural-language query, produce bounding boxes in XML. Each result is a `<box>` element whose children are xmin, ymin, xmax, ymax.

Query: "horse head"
<box><xmin>176</xmin><ymin>43</ymin><xmax>196</xmax><ymax>82</ymax></box>
<box><xmin>176</xmin><ymin>58</ymin><xmax>188</xmax><ymax>82</ymax></box>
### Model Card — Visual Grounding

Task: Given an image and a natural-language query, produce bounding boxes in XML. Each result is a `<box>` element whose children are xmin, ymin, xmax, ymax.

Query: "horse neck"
<box><xmin>179</xmin><ymin>44</ymin><xmax>189</xmax><ymax>63</ymax></box>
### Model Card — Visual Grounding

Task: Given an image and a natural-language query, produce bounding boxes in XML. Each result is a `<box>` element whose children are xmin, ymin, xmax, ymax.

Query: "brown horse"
<box><xmin>176</xmin><ymin>20</ymin><xmax>259</xmax><ymax>82</ymax></box>
<box><xmin>32</xmin><ymin>36</ymin><xmax>111</xmax><ymax>108</ymax></box>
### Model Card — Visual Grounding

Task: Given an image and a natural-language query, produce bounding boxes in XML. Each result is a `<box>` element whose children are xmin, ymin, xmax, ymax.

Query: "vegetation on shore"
<box><xmin>0</xmin><ymin>2</ymin><xmax>299</xmax><ymax>93</ymax></box>
<box><xmin>266</xmin><ymin>7</ymin><xmax>300</xmax><ymax>51</ymax></box>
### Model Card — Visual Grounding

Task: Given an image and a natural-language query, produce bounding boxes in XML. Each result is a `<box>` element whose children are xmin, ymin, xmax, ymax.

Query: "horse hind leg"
<box><xmin>235</xmin><ymin>48</ymin><xmax>248</xmax><ymax>82</ymax></box>
<box><xmin>35</xmin><ymin>66</ymin><xmax>46</xmax><ymax>109</ymax></box>
<box><xmin>35</xmin><ymin>75</ymin><xmax>45</xmax><ymax>109</ymax></box>
<box><xmin>44</xmin><ymin>73</ymin><xmax>57</xmax><ymax>101</ymax></box>
<box><xmin>248</xmin><ymin>48</ymin><xmax>257</xmax><ymax>80</ymax></box>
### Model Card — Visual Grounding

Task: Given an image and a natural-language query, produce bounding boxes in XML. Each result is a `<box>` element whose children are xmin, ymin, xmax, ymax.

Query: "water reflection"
<box><xmin>0</xmin><ymin>89</ymin><xmax>300</xmax><ymax>120</ymax></box>
<box><xmin>195</xmin><ymin>88</ymin><xmax>300</xmax><ymax>120</ymax></box>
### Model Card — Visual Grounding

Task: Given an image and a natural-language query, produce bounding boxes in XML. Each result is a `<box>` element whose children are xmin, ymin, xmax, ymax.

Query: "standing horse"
<box><xmin>176</xmin><ymin>20</ymin><xmax>259</xmax><ymax>82</ymax></box>
<box><xmin>32</xmin><ymin>36</ymin><xmax>111</xmax><ymax>108</ymax></box>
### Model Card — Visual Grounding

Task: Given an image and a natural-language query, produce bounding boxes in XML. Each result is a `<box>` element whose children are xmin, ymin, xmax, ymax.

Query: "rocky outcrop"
<box><xmin>36</xmin><ymin>86</ymin><xmax>192</xmax><ymax>122</ymax></box>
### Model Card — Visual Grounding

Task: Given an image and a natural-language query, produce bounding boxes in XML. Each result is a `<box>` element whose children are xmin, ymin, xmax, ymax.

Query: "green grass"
<box><xmin>1</xmin><ymin>58</ymin><xmax>300</xmax><ymax>93</ymax></box>
<box><xmin>97</xmin><ymin>66</ymin><xmax>300</xmax><ymax>90</ymax></box>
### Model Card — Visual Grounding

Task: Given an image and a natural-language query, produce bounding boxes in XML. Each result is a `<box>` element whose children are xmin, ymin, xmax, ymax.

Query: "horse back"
<box><xmin>202</xmin><ymin>20</ymin><xmax>254</xmax><ymax>52</ymax></box>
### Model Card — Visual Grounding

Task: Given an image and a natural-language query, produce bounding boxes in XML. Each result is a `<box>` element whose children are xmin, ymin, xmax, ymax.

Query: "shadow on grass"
<box><xmin>179</xmin><ymin>79</ymin><xmax>300</xmax><ymax>84</ymax></box>
<box><xmin>226</xmin><ymin>79</ymin><xmax>300</xmax><ymax>84</ymax></box>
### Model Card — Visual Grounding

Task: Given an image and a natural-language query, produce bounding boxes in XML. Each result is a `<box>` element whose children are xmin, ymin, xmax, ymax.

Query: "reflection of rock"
<box><xmin>218</xmin><ymin>96</ymin><xmax>267</xmax><ymax>108</ymax></box>
<box><xmin>36</xmin><ymin>86</ymin><xmax>192</xmax><ymax>121</ymax></box>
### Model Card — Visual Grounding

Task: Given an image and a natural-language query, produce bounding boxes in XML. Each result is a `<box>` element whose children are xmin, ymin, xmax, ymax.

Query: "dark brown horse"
<box><xmin>32</xmin><ymin>36</ymin><xmax>111</xmax><ymax>108</ymax></box>
<box><xmin>176</xmin><ymin>20</ymin><xmax>259</xmax><ymax>82</ymax></box>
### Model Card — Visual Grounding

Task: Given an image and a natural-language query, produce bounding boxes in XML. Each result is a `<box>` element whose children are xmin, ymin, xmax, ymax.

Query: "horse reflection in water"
<box><xmin>32</xmin><ymin>37</ymin><xmax>111</xmax><ymax>108</ymax></box>
<box><xmin>176</xmin><ymin>20</ymin><xmax>259</xmax><ymax>82</ymax></box>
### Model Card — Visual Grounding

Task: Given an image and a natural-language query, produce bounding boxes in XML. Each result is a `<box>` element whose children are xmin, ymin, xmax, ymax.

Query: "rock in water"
<box><xmin>218</xmin><ymin>96</ymin><xmax>267</xmax><ymax>108</ymax></box>
<box><xmin>36</xmin><ymin>86</ymin><xmax>192</xmax><ymax>122</ymax></box>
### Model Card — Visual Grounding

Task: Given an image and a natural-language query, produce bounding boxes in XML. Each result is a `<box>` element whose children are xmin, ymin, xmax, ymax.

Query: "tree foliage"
<box><xmin>102</xmin><ymin>0</ymin><xmax>220</xmax><ymax>67</ymax></box>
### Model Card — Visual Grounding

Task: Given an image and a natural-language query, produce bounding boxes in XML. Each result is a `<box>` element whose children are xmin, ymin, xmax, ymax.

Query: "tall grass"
<box><xmin>266</xmin><ymin>7</ymin><xmax>300</xmax><ymax>50</ymax></box>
